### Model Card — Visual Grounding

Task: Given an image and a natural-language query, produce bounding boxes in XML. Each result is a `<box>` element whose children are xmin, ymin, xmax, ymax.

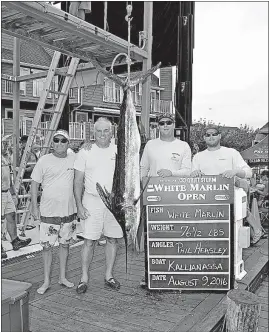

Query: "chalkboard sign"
<box><xmin>143</xmin><ymin>175</ymin><xmax>234</xmax><ymax>291</ymax></box>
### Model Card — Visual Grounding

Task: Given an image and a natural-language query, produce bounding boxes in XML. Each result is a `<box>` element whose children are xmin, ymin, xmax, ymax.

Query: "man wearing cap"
<box><xmin>140</xmin><ymin>113</ymin><xmax>192</xmax><ymax>179</ymax></box>
<box><xmin>140</xmin><ymin>113</ymin><xmax>192</xmax><ymax>288</ymax></box>
<box><xmin>190</xmin><ymin>125</ymin><xmax>264</xmax><ymax>244</ymax></box>
<box><xmin>31</xmin><ymin>130</ymin><xmax>77</xmax><ymax>294</ymax></box>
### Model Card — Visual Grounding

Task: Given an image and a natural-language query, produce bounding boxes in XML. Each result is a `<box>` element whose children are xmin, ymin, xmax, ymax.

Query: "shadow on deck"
<box><xmin>1</xmin><ymin>237</ymin><xmax>268</xmax><ymax>332</ymax></box>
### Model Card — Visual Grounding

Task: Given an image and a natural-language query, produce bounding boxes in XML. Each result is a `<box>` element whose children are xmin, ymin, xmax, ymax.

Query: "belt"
<box><xmin>1</xmin><ymin>189</ymin><xmax>9</xmax><ymax>193</ymax></box>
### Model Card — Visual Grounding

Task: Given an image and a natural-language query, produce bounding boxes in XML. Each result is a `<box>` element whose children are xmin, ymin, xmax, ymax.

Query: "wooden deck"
<box><xmin>255</xmin><ymin>275</ymin><xmax>269</xmax><ymax>332</ymax></box>
<box><xmin>1</xmin><ymin>237</ymin><xmax>268</xmax><ymax>332</ymax></box>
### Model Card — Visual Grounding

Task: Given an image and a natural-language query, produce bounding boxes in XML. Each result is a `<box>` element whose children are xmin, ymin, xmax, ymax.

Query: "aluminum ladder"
<box><xmin>14</xmin><ymin>51</ymin><xmax>80</xmax><ymax>230</ymax></box>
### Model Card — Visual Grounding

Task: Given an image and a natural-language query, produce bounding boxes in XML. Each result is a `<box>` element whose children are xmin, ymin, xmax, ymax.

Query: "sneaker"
<box><xmin>1</xmin><ymin>247</ymin><xmax>7</xmax><ymax>259</ymax></box>
<box><xmin>12</xmin><ymin>237</ymin><xmax>32</xmax><ymax>251</ymax></box>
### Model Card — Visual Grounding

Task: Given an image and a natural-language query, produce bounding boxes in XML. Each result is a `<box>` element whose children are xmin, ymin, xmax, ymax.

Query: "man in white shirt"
<box><xmin>31</xmin><ymin>130</ymin><xmax>77</xmax><ymax>294</ymax></box>
<box><xmin>140</xmin><ymin>113</ymin><xmax>192</xmax><ymax>179</ymax></box>
<box><xmin>191</xmin><ymin>125</ymin><xmax>264</xmax><ymax>244</ymax></box>
<box><xmin>74</xmin><ymin>117</ymin><xmax>122</xmax><ymax>294</ymax></box>
<box><xmin>140</xmin><ymin>113</ymin><xmax>192</xmax><ymax>289</ymax></box>
<box><xmin>191</xmin><ymin>125</ymin><xmax>252</xmax><ymax>179</ymax></box>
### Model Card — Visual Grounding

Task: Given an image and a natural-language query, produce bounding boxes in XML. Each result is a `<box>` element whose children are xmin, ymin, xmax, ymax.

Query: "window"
<box><xmin>33</xmin><ymin>69</ymin><xmax>45</xmax><ymax>97</ymax></box>
<box><xmin>33</xmin><ymin>70</ymin><xmax>58</xmax><ymax>99</ymax></box>
<box><xmin>20</xmin><ymin>67</ymin><xmax>30</xmax><ymax>96</ymax></box>
<box><xmin>5</xmin><ymin>80</ymin><xmax>13</xmax><ymax>94</ymax></box>
<box><xmin>69</xmin><ymin>87</ymin><xmax>75</xmax><ymax>98</ymax></box>
<box><xmin>5</xmin><ymin>108</ymin><xmax>13</xmax><ymax>119</ymax></box>
<box><xmin>103</xmin><ymin>78</ymin><xmax>123</xmax><ymax>103</ymax></box>
<box><xmin>132</xmin><ymin>83</ymin><xmax>142</xmax><ymax>105</ymax></box>
<box><xmin>75</xmin><ymin>111</ymin><xmax>88</xmax><ymax>122</ymax></box>
<box><xmin>78</xmin><ymin>87</ymin><xmax>84</xmax><ymax>104</ymax></box>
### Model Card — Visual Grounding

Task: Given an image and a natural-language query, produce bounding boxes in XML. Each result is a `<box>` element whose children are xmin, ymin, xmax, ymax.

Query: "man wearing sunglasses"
<box><xmin>140</xmin><ymin>113</ymin><xmax>192</xmax><ymax>289</ymax></box>
<box><xmin>31</xmin><ymin>130</ymin><xmax>77</xmax><ymax>294</ymax></box>
<box><xmin>191</xmin><ymin>125</ymin><xmax>252</xmax><ymax>179</ymax></box>
<box><xmin>191</xmin><ymin>125</ymin><xmax>264</xmax><ymax>243</ymax></box>
<box><xmin>140</xmin><ymin>113</ymin><xmax>192</xmax><ymax>179</ymax></box>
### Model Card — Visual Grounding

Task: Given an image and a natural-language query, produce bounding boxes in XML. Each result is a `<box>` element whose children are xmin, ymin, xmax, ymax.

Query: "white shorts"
<box><xmin>81</xmin><ymin>193</ymin><xmax>123</xmax><ymax>240</ymax></box>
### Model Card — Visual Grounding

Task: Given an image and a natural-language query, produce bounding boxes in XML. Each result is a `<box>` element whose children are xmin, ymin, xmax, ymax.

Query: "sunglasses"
<box><xmin>159</xmin><ymin>120</ymin><xmax>174</xmax><ymax>126</ymax></box>
<box><xmin>53</xmin><ymin>137</ymin><xmax>68</xmax><ymax>143</ymax></box>
<box><xmin>205</xmin><ymin>132</ymin><xmax>219</xmax><ymax>137</ymax></box>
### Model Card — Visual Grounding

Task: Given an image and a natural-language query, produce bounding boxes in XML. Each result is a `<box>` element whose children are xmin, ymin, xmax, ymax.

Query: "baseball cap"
<box><xmin>204</xmin><ymin>124</ymin><xmax>221</xmax><ymax>135</ymax></box>
<box><xmin>53</xmin><ymin>129</ymin><xmax>70</xmax><ymax>141</ymax></box>
<box><xmin>157</xmin><ymin>113</ymin><xmax>175</xmax><ymax>123</ymax></box>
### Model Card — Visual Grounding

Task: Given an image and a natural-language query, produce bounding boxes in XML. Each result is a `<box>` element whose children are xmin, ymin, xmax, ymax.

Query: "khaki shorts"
<box><xmin>81</xmin><ymin>193</ymin><xmax>123</xmax><ymax>240</ymax></box>
<box><xmin>40</xmin><ymin>220</ymin><xmax>77</xmax><ymax>249</ymax></box>
<box><xmin>1</xmin><ymin>191</ymin><xmax>16</xmax><ymax>217</ymax></box>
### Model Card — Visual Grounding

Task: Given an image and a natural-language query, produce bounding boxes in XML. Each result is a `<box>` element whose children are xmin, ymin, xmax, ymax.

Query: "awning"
<box><xmin>241</xmin><ymin>136</ymin><xmax>269</xmax><ymax>164</ymax></box>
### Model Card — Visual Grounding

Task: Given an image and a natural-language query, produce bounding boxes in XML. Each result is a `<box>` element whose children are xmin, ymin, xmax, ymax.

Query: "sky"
<box><xmin>192</xmin><ymin>1</ymin><xmax>268</xmax><ymax>130</ymax></box>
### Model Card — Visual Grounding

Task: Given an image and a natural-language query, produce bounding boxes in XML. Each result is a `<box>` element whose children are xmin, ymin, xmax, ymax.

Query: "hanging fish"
<box><xmin>94</xmin><ymin>58</ymin><xmax>161</xmax><ymax>270</ymax></box>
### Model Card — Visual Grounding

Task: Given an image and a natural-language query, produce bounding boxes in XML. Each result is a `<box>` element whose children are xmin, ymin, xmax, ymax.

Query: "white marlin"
<box><xmin>94</xmin><ymin>59</ymin><xmax>161</xmax><ymax>269</ymax></box>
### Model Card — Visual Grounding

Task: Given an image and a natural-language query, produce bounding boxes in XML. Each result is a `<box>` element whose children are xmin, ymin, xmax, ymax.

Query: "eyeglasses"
<box><xmin>159</xmin><ymin>120</ymin><xmax>174</xmax><ymax>126</ymax></box>
<box><xmin>205</xmin><ymin>132</ymin><xmax>219</xmax><ymax>137</ymax></box>
<box><xmin>53</xmin><ymin>137</ymin><xmax>68</xmax><ymax>143</ymax></box>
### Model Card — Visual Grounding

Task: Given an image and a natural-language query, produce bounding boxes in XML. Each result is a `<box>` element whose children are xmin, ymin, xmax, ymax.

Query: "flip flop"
<box><xmin>104</xmin><ymin>278</ymin><xmax>120</xmax><ymax>290</ymax></box>
<box><xmin>76</xmin><ymin>281</ymin><xmax>88</xmax><ymax>294</ymax></box>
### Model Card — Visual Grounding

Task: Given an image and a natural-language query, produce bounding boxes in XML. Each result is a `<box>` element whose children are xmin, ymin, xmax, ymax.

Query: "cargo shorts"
<box><xmin>1</xmin><ymin>191</ymin><xmax>16</xmax><ymax>217</ymax></box>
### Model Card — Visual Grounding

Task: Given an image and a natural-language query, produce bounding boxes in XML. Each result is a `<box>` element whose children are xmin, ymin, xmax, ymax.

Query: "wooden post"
<box><xmin>137</xmin><ymin>2</ymin><xmax>153</xmax><ymax>255</ymax></box>
<box><xmin>13</xmin><ymin>37</ymin><xmax>20</xmax><ymax>179</ymax></box>
<box><xmin>226</xmin><ymin>289</ymin><xmax>261</xmax><ymax>332</ymax></box>
<box><xmin>141</xmin><ymin>1</ymin><xmax>153</xmax><ymax>139</ymax></box>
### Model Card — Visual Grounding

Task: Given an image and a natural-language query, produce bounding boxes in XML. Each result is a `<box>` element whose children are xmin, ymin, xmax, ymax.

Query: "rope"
<box><xmin>125</xmin><ymin>4</ymin><xmax>133</xmax><ymax>85</ymax></box>
<box><xmin>109</xmin><ymin>3</ymin><xmax>133</xmax><ymax>85</ymax></box>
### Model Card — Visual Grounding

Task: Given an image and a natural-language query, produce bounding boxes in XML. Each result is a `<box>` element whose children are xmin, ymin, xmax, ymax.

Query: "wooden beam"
<box><xmin>12</xmin><ymin>37</ymin><xmax>20</xmax><ymax>178</ymax></box>
<box><xmin>3</xmin><ymin>1</ymin><xmax>148</xmax><ymax>62</ymax></box>
<box><xmin>2</xmin><ymin>59</ymin><xmax>140</xmax><ymax>82</ymax></box>
<box><xmin>141</xmin><ymin>2</ymin><xmax>153</xmax><ymax>139</ymax></box>
<box><xmin>14</xmin><ymin>62</ymin><xmax>96</xmax><ymax>82</ymax></box>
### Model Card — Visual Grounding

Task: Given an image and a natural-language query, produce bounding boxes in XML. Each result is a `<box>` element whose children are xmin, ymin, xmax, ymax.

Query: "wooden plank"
<box><xmin>30</xmin><ymin>308</ymin><xmax>113</xmax><ymax>332</ymax></box>
<box><xmin>169</xmin><ymin>293</ymin><xmax>224</xmax><ymax>332</ymax></box>
<box><xmin>32</xmin><ymin>298</ymin><xmax>150</xmax><ymax>332</ymax></box>
<box><xmin>2</xmin><ymin>2</ymin><xmax>148</xmax><ymax>62</ymax></box>
<box><xmin>43</xmin><ymin>293</ymin><xmax>176</xmax><ymax>332</ymax></box>
<box><xmin>62</xmin><ymin>288</ymin><xmax>188</xmax><ymax>324</ymax></box>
